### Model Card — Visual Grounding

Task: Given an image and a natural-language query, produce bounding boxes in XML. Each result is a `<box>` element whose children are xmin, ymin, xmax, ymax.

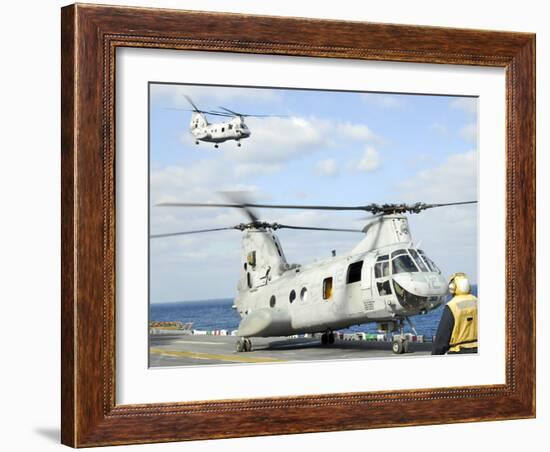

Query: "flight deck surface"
<box><xmin>149</xmin><ymin>333</ymin><xmax>433</xmax><ymax>367</ymax></box>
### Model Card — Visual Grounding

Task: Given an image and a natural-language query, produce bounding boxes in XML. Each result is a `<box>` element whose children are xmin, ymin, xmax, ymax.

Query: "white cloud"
<box><xmin>459</xmin><ymin>123</ymin><xmax>477</xmax><ymax>142</ymax></box>
<box><xmin>399</xmin><ymin>150</ymin><xmax>477</xmax><ymax>202</ymax></box>
<box><xmin>362</xmin><ymin>93</ymin><xmax>404</xmax><ymax>109</ymax></box>
<box><xmin>219</xmin><ymin>115</ymin><xmax>378</xmax><ymax>164</ymax></box>
<box><xmin>334</xmin><ymin>122</ymin><xmax>376</xmax><ymax>141</ymax></box>
<box><xmin>450</xmin><ymin>97</ymin><xmax>477</xmax><ymax>115</ymax></box>
<box><xmin>356</xmin><ymin>146</ymin><xmax>381</xmax><ymax>172</ymax></box>
<box><xmin>397</xmin><ymin>150</ymin><xmax>478</xmax><ymax>281</ymax></box>
<box><xmin>429</xmin><ymin>123</ymin><xmax>448</xmax><ymax>135</ymax></box>
<box><xmin>316</xmin><ymin>158</ymin><xmax>339</xmax><ymax>176</ymax></box>
<box><xmin>150</xmin><ymin>83</ymin><xmax>280</xmax><ymax>109</ymax></box>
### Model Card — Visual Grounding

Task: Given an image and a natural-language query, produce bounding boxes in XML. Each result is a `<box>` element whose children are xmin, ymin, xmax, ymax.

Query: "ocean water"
<box><xmin>150</xmin><ymin>285</ymin><xmax>477</xmax><ymax>338</ymax></box>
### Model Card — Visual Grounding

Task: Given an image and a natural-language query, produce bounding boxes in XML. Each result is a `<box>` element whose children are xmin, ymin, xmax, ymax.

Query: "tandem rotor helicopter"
<box><xmin>175</xmin><ymin>95</ymin><xmax>282</xmax><ymax>149</ymax></box>
<box><xmin>151</xmin><ymin>197</ymin><xmax>477</xmax><ymax>354</ymax></box>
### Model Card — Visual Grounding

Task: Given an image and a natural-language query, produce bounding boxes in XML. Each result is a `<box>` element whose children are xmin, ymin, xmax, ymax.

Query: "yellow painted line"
<box><xmin>149</xmin><ymin>347</ymin><xmax>286</xmax><ymax>364</ymax></box>
<box><xmin>174</xmin><ymin>340</ymin><xmax>225</xmax><ymax>345</ymax></box>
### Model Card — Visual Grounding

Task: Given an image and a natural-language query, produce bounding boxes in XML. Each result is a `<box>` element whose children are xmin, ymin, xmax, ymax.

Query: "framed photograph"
<box><xmin>61</xmin><ymin>3</ymin><xmax>535</xmax><ymax>447</ymax></box>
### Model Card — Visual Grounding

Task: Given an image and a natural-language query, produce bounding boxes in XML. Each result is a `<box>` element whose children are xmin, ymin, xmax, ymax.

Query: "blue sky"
<box><xmin>149</xmin><ymin>83</ymin><xmax>477</xmax><ymax>303</ymax></box>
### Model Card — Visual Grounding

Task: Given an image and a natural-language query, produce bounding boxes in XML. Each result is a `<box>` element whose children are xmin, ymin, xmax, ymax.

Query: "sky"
<box><xmin>149</xmin><ymin>83</ymin><xmax>478</xmax><ymax>303</ymax></box>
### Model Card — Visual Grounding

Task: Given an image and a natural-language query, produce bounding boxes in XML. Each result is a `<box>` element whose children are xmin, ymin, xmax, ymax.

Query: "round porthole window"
<box><xmin>300</xmin><ymin>287</ymin><xmax>308</xmax><ymax>302</ymax></box>
<box><xmin>289</xmin><ymin>290</ymin><xmax>296</xmax><ymax>304</ymax></box>
<box><xmin>269</xmin><ymin>295</ymin><xmax>276</xmax><ymax>308</ymax></box>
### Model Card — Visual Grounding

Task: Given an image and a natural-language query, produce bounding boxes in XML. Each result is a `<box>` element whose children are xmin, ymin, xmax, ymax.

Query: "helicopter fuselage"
<box><xmin>234</xmin><ymin>215</ymin><xmax>448</xmax><ymax>338</ymax></box>
<box><xmin>190</xmin><ymin>113</ymin><xmax>251</xmax><ymax>145</ymax></box>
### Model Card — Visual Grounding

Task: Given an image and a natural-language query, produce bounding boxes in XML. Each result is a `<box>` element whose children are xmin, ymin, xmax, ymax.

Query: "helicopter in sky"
<box><xmin>177</xmin><ymin>95</ymin><xmax>280</xmax><ymax>148</ymax></box>
<box><xmin>151</xmin><ymin>198</ymin><xmax>477</xmax><ymax>354</ymax></box>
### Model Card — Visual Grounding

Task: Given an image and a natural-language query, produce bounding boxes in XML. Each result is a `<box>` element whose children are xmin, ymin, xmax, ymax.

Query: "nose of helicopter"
<box><xmin>392</xmin><ymin>272</ymin><xmax>447</xmax><ymax>311</ymax></box>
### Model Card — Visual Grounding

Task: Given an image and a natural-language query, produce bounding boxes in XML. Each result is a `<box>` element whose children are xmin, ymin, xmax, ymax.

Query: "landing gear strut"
<box><xmin>236</xmin><ymin>337</ymin><xmax>252</xmax><ymax>352</ymax></box>
<box><xmin>321</xmin><ymin>329</ymin><xmax>335</xmax><ymax>346</ymax></box>
<box><xmin>391</xmin><ymin>320</ymin><xmax>410</xmax><ymax>354</ymax></box>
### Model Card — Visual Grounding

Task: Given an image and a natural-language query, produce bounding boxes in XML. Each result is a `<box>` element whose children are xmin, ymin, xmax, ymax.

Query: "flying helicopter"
<box><xmin>174</xmin><ymin>95</ymin><xmax>280</xmax><ymax>148</ymax></box>
<box><xmin>151</xmin><ymin>198</ymin><xmax>477</xmax><ymax>354</ymax></box>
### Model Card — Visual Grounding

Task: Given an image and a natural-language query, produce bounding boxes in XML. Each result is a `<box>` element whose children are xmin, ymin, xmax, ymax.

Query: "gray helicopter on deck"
<box><xmin>151</xmin><ymin>198</ymin><xmax>476</xmax><ymax>354</ymax></box>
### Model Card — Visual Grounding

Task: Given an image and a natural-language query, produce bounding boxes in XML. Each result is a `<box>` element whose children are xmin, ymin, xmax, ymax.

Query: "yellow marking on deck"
<box><xmin>175</xmin><ymin>340</ymin><xmax>225</xmax><ymax>345</ymax></box>
<box><xmin>149</xmin><ymin>348</ymin><xmax>286</xmax><ymax>364</ymax></box>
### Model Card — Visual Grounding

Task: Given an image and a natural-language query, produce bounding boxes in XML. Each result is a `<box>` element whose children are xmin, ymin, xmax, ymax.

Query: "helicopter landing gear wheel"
<box><xmin>195</xmin><ymin>141</ymin><xmax>199</xmax><ymax>145</ymax></box>
<box><xmin>392</xmin><ymin>337</ymin><xmax>409</xmax><ymax>354</ymax></box>
<box><xmin>237</xmin><ymin>142</ymin><xmax>241</xmax><ymax>147</ymax></box>
<box><xmin>214</xmin><ymin>144</ymin><xmax>219</xmax><ymax>149</ymax></box>
<box><xmin>392</xmin><ymin>339</ymin><xmax>404</xmax><ymax>354</ymax></box>
<box><xmin>321</xmin><ymin>330</ymin><xmax>334</xmax><ymax>346</ymax></box>
<box><xmin>236</xmin><ymin>338</ymin><xmax>252</xmax><ymax>353</ymax></box>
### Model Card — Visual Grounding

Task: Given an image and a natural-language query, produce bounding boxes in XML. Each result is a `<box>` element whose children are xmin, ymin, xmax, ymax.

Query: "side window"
<box><xmin>228</xmin><ymin>124</ymin><xmax>233</xmax><ymax>130</ymax></box>
<box><xmin>323</xmin><ymin>277</ymin><xmax>333</xmax><ymax>300</ymax></box>
<box><xmin>289</xmin><ymin>290</ymin><xmax>296</xmax><ymax>303</ymax></box>
<box><xmin>247</xmin><ymin>251</ymin><xmax>256</xmax><ymax>268</ymax></box>
<box><xmin>377</xmin><ymin>280</ymin><xmax>392</xmax><ymax>296</ymax></box>
<box><xmin>347</xmin><ymin>261</ymin><xmax>363</xmax><ymax>284</ymax></box>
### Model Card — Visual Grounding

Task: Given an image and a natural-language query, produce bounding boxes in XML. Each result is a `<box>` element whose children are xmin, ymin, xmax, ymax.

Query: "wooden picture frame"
<box><xmin>61</xmin><ymin>3</ymin><xmax>535</xmax><ymax>447</ymax></box>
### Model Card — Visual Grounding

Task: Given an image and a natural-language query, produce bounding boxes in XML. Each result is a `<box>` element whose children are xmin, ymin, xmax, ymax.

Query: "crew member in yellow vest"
<box><xmin>432</xmin><ymin>272</ymin><xmax>478</xmax><ymax>355</ymax></box>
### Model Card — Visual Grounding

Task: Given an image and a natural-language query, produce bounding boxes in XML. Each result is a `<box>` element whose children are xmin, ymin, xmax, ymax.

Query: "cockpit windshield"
<box><xmin>379</xmin><ymin>248</ymin><xmax>441</xmax><ymax>275</ymax></box>
<box><xmin>409</xmin><ymin>249</ymin><xmax>429</xmax><ymax>272</ymax></box>
<box><xmin>392</xmin><ymin>254</ymin><xmax>418</xmax><ymax>274</ymax></box>
<box><xmin>418</xmin><ymin>249</ymin><xmax>441</xmax><ymax>274</ymax></box>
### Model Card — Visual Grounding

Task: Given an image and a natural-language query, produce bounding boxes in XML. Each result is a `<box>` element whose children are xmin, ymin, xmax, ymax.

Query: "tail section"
<box><xmin>190</xmin><ymin>112</ymin><xmax>208</xmax><ymax>129</ymax></box>
<box><xmin>238</xmin><ymin>229</ymin><xmax>288</xmax><ymax>294</ymax></box>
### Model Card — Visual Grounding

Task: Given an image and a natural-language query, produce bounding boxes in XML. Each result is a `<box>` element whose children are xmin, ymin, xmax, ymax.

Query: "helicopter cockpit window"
<box><xmin>374</xmin><ymin>261</ymin><xmax>390</xmax><ymax>278</ymax></box>
<box><xmin>392</xmin><ymin>254</ymin><xmax>419</xmax><ymax>274</ymax></box>
<box><xmin>376</xmin><ymin>254</ymin><xmax>389</xmax><ymax>262</ymax></box>
<box><xmin>346</xmin><ymin>261</ymin><xmax>363</xmax><ymax>284</ymax></box>
<box><xmin>409</xmin><ymin>249</ymin><xmax>428</xmax><ymax>272</ymax></box>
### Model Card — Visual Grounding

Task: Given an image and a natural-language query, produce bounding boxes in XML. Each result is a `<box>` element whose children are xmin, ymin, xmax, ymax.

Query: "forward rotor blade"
<box><xmin>150</xmin><ymin>226</ymin><xmax>237</xmax><ymax>238</ymax></box>
<box><xmin>156</xmin><ymin>200</ymin><xmax>478</xmax><ymax>216</ymax></box>
<box><xmin>275</xmin><ymin>224</ymin><xmax>364</xmax><ymax>233</ymax></box>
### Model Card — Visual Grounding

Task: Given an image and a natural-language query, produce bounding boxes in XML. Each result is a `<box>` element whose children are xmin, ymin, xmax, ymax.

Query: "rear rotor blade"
<box><xmin>150</xmin><ymin>226</ymin><xmax>237</xmax><ymax>238</ymax></box>
<box><xmin>275</xmin><ymin>224</ymin><xmax>364</xmax><ymax>233</ymax></box>
<box><xmin>216</xmin><ymin>106</ymin><xmax>284</xmax><ymax>118</ymax></box>
<box><xmin>165</xmin><ymin>107</ymin><xmax>232</xmax><ymax>117</ymax></box>
<box><xmin>156</xmin><ymin>201</ymin><xmax>260</xmax><ymax>223</ymax></box>
<box><xmin>422</xmin><ymin>201</ymin><xmax>478</xmax><ymax>209</ymax></box>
